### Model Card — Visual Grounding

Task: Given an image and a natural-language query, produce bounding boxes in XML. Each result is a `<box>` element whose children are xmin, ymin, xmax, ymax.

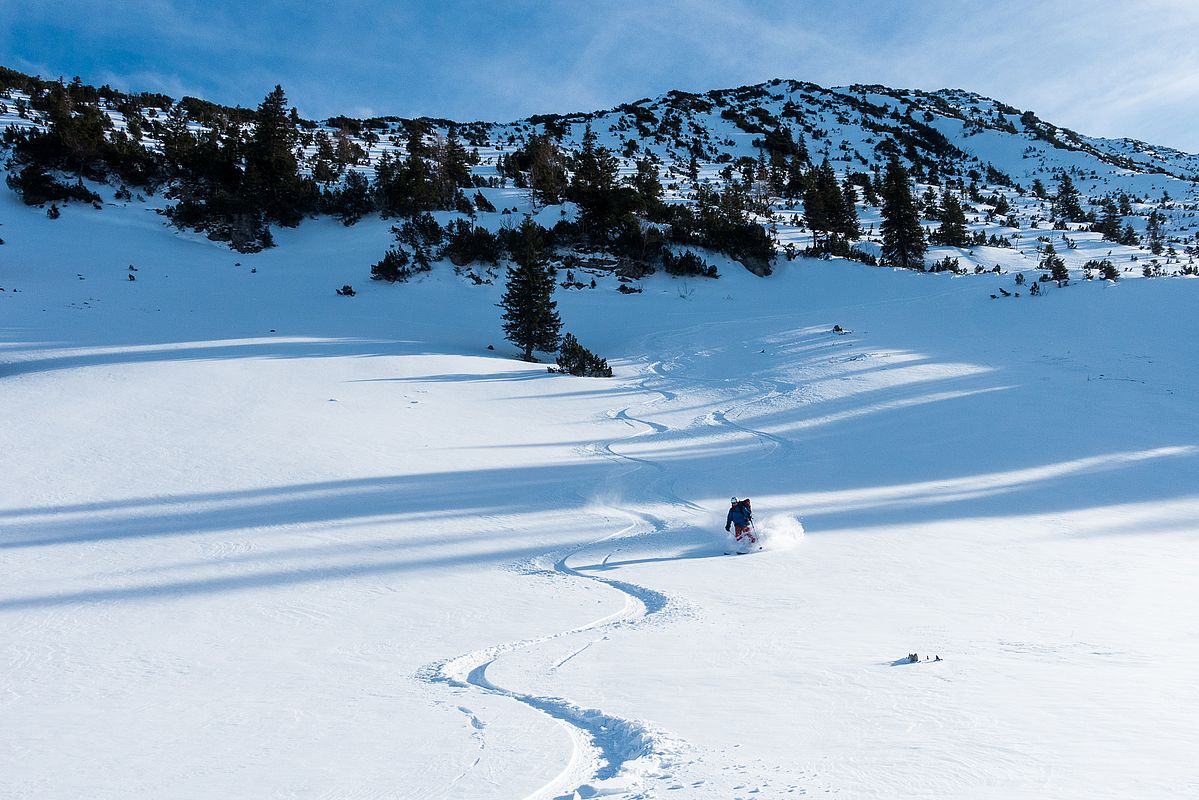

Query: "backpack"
<box><xmin>736</xmin><ymin>498</ymin><xmax>752</xmax><ymax>520</ymax></box>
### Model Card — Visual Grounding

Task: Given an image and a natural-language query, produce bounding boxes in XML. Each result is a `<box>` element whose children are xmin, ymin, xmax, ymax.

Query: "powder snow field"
<box><xmin>3</xmin><ymin>188</ymin><xmax>1199</xmax><ymax>799</ymax></box>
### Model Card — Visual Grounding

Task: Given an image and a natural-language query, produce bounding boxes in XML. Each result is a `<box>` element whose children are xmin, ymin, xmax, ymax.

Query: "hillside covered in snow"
<box><xmin>2</xmin><ymin>68</ymin><xmax>1198</xmax><ymax>799</ymax></box>
<box><xmin>2</xmin><ymin>66</ymin><xmax>1198</xmax><ymax>277</ymax></box>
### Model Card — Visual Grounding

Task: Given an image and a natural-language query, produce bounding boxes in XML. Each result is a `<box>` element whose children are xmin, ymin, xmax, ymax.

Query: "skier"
<box><xmin>725</xmin><ymin>497</ymin><xmax>757</xmax><ymax>546</ymax></box>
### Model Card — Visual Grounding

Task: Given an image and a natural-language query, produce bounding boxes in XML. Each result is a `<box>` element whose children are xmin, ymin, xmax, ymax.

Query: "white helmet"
<box><xmin>730</xmin><ymin>496</ymin><xmax>739</xmax><ymax>504</ymax></box>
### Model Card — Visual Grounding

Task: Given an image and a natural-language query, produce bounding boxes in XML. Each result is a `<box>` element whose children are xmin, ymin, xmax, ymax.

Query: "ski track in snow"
<box><xmin>417</xmin><ymin>328</ymin><xmax>800</xmax><ymax>798</ymax></box>
<box><xmin>417</xmin><ymin>365</ymin><xmax>694</xmax><ymax>798</ymax></box>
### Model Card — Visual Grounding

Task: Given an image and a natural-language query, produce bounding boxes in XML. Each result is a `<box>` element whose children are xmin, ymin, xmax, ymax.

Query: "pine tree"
<box><xmin>243</xmin><ymin>85</ymin><xmax>312</xmax><ymax>227</ymax></box>
<box><xmin>1098</xmin><ymin>198</ymin><xmax>1122</xmax><ymax>241</ymax></box>
<box><xmin>839</xmin><ymin>179</ymin><xmax>861</xmax><ymax>239</ymax></box>
<box><xmin>160</xmin><ymin>106</ymin><xmax>195</xmax><ymax>174</ymax></box>
<box><xmin>525</xmin><ymin>134</ymin><xmax>568</xmax><ymax>209</ymax></box>
<box><xmin>1146</xmin><ymin>210</ymin><xmax>1165</xmax><ymax>255</ymax></box>
<box><xmin>630</xmin><ymin>158</ymin><xmax>663</xmax><ymax>208</ymax></box>
<box><xmin>334</xmin><ymin>128</ymin><xmax>363</xmax><ymax>168</ymax></box>
<box><xmin>804</xmin><ymin>158</ymin><xmax>847</xmax><ymax>246</ymax></box>
<box><xmin>499</xmin><ymin>218</ymin><xmax>561</xmax><ymax>361</ymax></box>
<box><xmin>879</xmin><ymin>157</ymin><xmax>927</xmax><ymax>270</ymax></box>
<box><xmin>935</xmin><ymin>193</ymin><xmax>968</xmax><ymax>246</ymax></box>
<box><xmin>310</xmin><ymin>132</ymin><xmax>341</xmax><ymax>183</ymax></box>
<box><xmin>324</xmin><ymin>169</ymin><xmax>372</xmax><ymax>225</ymax></box>
<box><xmin>854</xmin><ymin>173</ymin><xmax>880</xmax><ymax>206</ymax></box>
<box><xmin>802</xmin><ymin>176</ymin><xmax>829</xmax><ymax>247</ymax></box>
<box><xmin>572</xmin><ymin>124</ymin><xmax>618</xmax><ymax>194</ymax></box>
<box><xmin>1040</xmin><ymin>243</ymin><xmax>1069</xmax><ymax>283</ymax></box>
<box><xmin>783</xmin><ymin>155</ymin><xmax>805</xmax><ymax>198</ymax></box>
<box><xmin>370</xmin><ymin>246</ymin><xmax>410</xmax><ymax>282</ymax></box>
<box><xmin>434</xmin><ymin>126</ymin><xmax>472</xmax><ymax>204</ymax></box>
<box><xmin>921</xmin><ymin>186</ymin><xmax>941</xmax><ymax>221</ymax></box>
<box><xmin>569</xmin><ymin>123</ymin><xmax>623</xmax><ymax>237</ymax></box>
<box><xmin>402</xmin><ymin>127</ymin><xmax>436</xmax><ymax>212</ymax></box>
<box><xmin>1051</xmin><ymin>172</ymin><xmax>1084</xmax><ymax>222</ymax></box>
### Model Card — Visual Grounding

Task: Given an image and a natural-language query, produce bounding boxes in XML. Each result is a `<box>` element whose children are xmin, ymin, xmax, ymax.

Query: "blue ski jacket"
<box><xmin>726</xmin><ymin>504</ymin><xmax>751</xmax><ymax>528</ymax></box>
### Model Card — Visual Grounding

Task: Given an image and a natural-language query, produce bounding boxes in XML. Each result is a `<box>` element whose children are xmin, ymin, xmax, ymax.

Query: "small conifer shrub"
<box><xmin>662</xmin><ymin>250</ymin><xmax>719</xmax><ymax>278</ymax></box>
<box><xmin>553</xmin><ymin>333</ymin><xmax>613</xmax><ymax>377</ymax></box>
<box><xmin>370</xmin><ymin>247</ymin><xmax>411</xmax><ymax>282</ymax></box>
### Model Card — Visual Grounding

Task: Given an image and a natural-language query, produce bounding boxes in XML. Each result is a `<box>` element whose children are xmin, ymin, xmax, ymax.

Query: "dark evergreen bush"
<box><xmin>1039</xmin><ymin>244</ymin><xmax>1069</xmax><ymax>284</ymax></box>
<box><xmin>662</xmin><ymin>250</ymin><xmax>718</xmax><ymax>278</ymax></box>
<box><xmin>6</xmin><ymin>166</ymin><xmax>101</xmax><ymax>206</ymax></box>
<box><xmin>929</xmin><ymin>255</ymin><xmax>962</xmax><ymax>273</ymax></box>
<box><xmin>803</xmin><ymin>236</ymin><xmax>878</xmax><ymax>264</ymax></box>
<box><xmin>370</xmin><ymin>247</ymin><xmax>412</xmax><ymax>282</ymax></box>
<box><xmin>472</xmin><ymin>190</ymin><xmax>496</xmax><ymax>213</ymax></box>
<box><xmin>665</xmin><ymin>187</ymin><xmax>774</xmax><ymax>274</ymax></box>
<box><xmin>321</xmin><ymin>170</ymin><xmax>373</xmax><ymax>225</ymax></box>
<box><xmin>1083</xmin><ymin>258</ymin><xmax>1119</xmax><ymax>281</ymax></box>
<box><xmin>442</xmin><ymin>219</ymin><xmax>500</xmax><ymax>265</ymax></box>
<box><xmin>554</xmin><ymin>333</ymin><xmax>613</xmax><ymax>377</ymax></box>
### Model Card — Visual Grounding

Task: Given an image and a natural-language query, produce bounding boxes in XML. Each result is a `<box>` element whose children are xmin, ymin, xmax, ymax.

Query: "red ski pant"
<box><xmin>734</xmin><ymin>523</ymin><xmax>756</xmax><ymax>542</ymax></box>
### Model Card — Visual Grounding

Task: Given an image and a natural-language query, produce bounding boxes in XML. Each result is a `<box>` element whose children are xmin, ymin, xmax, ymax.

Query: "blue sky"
<box><xmin>4</xmin><ymin>0</ymin><xmax>1198</xmax><ymax>152</ymax></box>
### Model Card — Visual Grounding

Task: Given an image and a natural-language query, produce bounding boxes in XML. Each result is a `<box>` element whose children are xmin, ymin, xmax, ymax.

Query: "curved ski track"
<box><xmin>418</xmin><ymin>329</ymin><xmax>800</xmax><ymax>799</ymax></box>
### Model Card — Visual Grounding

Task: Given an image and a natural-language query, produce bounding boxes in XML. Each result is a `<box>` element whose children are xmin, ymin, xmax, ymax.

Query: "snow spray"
<box><xmin>752</xmin><ymin>514</ymin><xmax>805</xmax><ymax>550</ymax></box>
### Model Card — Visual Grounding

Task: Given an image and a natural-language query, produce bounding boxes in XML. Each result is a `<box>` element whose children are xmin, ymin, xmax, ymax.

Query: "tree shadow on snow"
<box><xmin>2</xmin><ymin>319</ymin><xmax>1197</xmax><ymax>611</ymax></box>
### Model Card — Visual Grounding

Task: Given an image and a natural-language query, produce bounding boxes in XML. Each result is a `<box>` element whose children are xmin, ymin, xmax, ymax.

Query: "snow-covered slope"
<box><xmin>3</xmin><ymin>137</ymin><xmax>1199</xmax><ymax>800</ymax></box>
<box><xmin>5</xmin><ymin>74</ymin><xmax>1199</xmax><ymax>251</ymax></box>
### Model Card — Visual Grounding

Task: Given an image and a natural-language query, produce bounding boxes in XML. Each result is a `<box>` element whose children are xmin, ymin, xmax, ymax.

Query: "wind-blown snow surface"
<box><xmin>3</xmin><ymin>196</ymin><xmax>1198</xmax><ymax>799</ymax></box>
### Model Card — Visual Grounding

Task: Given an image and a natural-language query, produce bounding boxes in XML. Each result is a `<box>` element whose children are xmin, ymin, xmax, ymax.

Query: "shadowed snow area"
<box><xmin>2</xmin><ymin>192</ymin><xmax>1198</xmax><ymax>799</ymax></box>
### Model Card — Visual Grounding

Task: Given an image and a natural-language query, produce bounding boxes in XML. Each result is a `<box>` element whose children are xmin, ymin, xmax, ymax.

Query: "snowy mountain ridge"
<box><xmin>3</xmin><ymin>68</ymin><xmax>1198</xmax><ymax>212</ymax></box>
<box><xmin>3</xmin><ymin>67</ymin><xmax>1198</xmax><ymax>291</ymax></box>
